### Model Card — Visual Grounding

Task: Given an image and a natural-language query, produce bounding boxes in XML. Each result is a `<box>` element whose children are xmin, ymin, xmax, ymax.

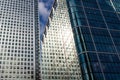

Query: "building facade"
<box><xmin>67</xmin><ymin>0</ymin><xmax>120</xmax><ymax>80</ymax></box>
<box><xmin>0</xmin><ymin>0</ymin><xmax>40</xmax><ymax>80</ymax></box>
<box><xmin>41</xmin><ymin>0</ymin><xmax>82</xmax><ymax>80</ymax></box>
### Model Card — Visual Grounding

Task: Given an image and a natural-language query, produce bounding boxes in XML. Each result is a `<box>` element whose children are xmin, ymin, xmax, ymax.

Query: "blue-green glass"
<box><xmin>111</xmin><ymin>0</ymin><xmax>120</xmax><ymax>12</ymax></box>
<box><xmin>66</xmin><ymin>0</ymin><xmax>120</xmax><ymax>80</ymax></box>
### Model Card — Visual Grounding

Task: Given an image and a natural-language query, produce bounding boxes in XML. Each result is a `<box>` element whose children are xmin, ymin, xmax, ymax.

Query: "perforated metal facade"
<box><xmin>0</xmin><ymin>0</ymin><xmax>40</xmax><ymax>80</ymax></box>
<box><xmin>41</xmin><ymin>0</ymin><xmax>82</xmax><ymax>80</ymax></box>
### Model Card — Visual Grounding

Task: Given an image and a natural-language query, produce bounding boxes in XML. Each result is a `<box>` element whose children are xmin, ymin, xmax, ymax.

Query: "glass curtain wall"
<box><xmin>67</xmin><ymin>0</ymin><xmax>120</xmax><ymax>80</ymax></box>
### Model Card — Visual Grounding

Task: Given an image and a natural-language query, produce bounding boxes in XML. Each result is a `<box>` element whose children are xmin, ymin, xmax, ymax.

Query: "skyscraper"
<box><xmin>41</xmin><ymin>0</ymin><xmax>82</xmax><ymax>80</ymax></box>
<box><xmin>0</xmin><ymin>0</ymin><xmax>40</xmax><ymax>80</ymax></box>
<box><xmin>67</xmin><ymin>0</ymin><xmax>120</xmax><ymax>80</ymax></box>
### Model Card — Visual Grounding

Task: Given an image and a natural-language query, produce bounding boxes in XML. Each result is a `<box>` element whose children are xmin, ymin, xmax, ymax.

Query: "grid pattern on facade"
<box><xmin>67</xmin><ymin>0</ymin><xmax>120</xmax><ymax>80</ymax></box>
<box><xmin>0</xmin><ymin>0</ymin><xmax>39</xmax><ymax>80</ymax></box>
<box><xmin>41</xmin><ymin>0</ymin><xmax>82</xmax><ymax>80</ymax></box>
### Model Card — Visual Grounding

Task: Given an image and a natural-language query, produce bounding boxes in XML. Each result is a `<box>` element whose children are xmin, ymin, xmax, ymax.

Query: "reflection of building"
<box><xmin>41</xmin><ymin>0</ymin><xmax>82</xmax><ymax>80</ymax></box>
<box><xmin>0</xmin><ymin>0</ymin><xmax>40</xmax><ymax>80</ymax></box>
<box><xmin>67</xmin><ymin>0</ymin><xmax>120</xmax><ymax>80</ymax></box>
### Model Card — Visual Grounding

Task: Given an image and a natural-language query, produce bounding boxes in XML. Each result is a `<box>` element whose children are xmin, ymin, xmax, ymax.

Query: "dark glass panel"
<box><xmin>98</xmin><ymin>0</ymin><xmax>114</xmax><ymax>11</ymax></box>
<box><xmin>116</xmin><ymin>46</ymin><xmax>120</xmax><ymax>52</ymax></box>
<box><xmin>93</xmin><ymin>73</ymin><xmax>104</xmax><ymax>80</ymax></box>
<box><xmin>91</xmin><ymin>62</ymin><xmax>101</xmax><ymax>72</ymax></box>
<box><xmin>112</xmin><ymin>37</ymin><xmax>120</xmax><ymax>45</ymax></box>
<box><xmin>91</xmin><ymin>28</ymin><xmax>110</xmax><ymax>36</ymax></box>
<box><xmin>116</xmin><ymin>74</ymin><xmax>120</xmax><ymax>80</ymax></box>
<box><xmin>101</xmin><ymin>63</ymin><xmax>120</xmax><ymax>73</ymax></box>
<box><xmin>83</xmin><ymin>74</ymin><xmax>90</xmax><ymax>80</ymax></box>
<box><xmin>102</xmin><ymin>11</ymin><xmax>118</xmax><ymax>19</ymax></box>
<box><xmin>107</xmin><ymin>23</ymin><xmax>120</xmax><ymax>30</ymax></box>
<box><xmin>101</xmin><ymin>63</ymin><xmax>111</xmax><ymax>73</ymax></box>
<box><xmin>103</xmin><ymin>11</ymin><xmax>120</xmax><ymax>30</ymax></box>
<box><xmin>69</xmin><ymin>0</ymin><xmax>82</xmax><ymax>7</ymax></box>
<box><xmin>99</xmin><ymin>54</ymin><xmax>120</xmax><ymax>63</ymax></box>
<box><xmin>73</xmin><ymin>27</ymin><xmax>85</xmax><ymax>52</ymax></box>
<box><xmin>118</xmin><ymin>14</ymin><xmax>120</xmax><ymax>18</ymax></box>
<box><xmin>81</xmin><ymin>27</ymin><xmax>95</xmax><ymax>51</ymax></box>
<box><xmin>93</xmin><ymin>36</ymin><xmax>112</xmax><ymax>44</ymax></box>
<box><xmin>110</xmin><ymin>30</ymin><xmax>120</xmax><ymax>37</ymax></box>
<box><xmin>112</xmin><ymin>0</ymin><xmax>120</xmax><ymax>12</ymax></box>
<box><xmin>110</xmin><ymin>30</ymin><xmax>120</xmax><ymax>52</ymax></box>
<box><xmin>79</xmin><ymin>53</ymin><xmax>86</xmax><ymax>63</ymax></box>
<box><xmin>72</xmin><ymin>19</ymin><xmax>77</xmax><ymax>27</ymax></box>
<box><xmin>85</xmin><ymin>8</ymin><xmax>106</xmax><ymax>28</ymax></box>
<box><xmin>77</xmin><ymin>14</ymin><xmax>85</xmax><ymax>20</ymax></box>
<box><xmin>69</xmin><ymin>7</ymin><xmax>77</xmax><ymax>12</ymax></box>
<box><xmin>69</xmin><ymin>6</ymin><xmax>84</xmax><ymax>13</ymax></box>
<box><xmin>81</xmin><ymin>27</ymin><xmax>90</xmax><ymax>34</ymax></box>
<box><xmin>104</xmin><ymin>73</ymin><xmax>113</xmax><ymax>80</ymax></box>
<box><xmin>111</xmin><ymin>54</ymin><xmax>120</xmax><ymax>62</ymax></box>
<box><xmin>95</xmin><ymin>43</ymin><xmax>115</xmax><ymax>53</ymax></box>
<box><xmin>104</xmin><ymin>73</ymin><xmax>120</xmax><ymax>80</ymax></box>
<box><xmin>70</xmin><ymin>12</ymin><xmax>87</xmax><ymax>27</ymax></box>
<box><xmin>91</xmin><ymin>28</ymin><xmax>116</xmax><ymax>53</ymax></box>
<box><xmin>81</xmin><ymin>63</ymin><xmax>88</xmax><ymax>74</ymax></box>
<box><xmin>67</xmin><ymin>0</ymin><xmax>120</xmax><ymax>80</ymax></box>
<box><xmin>89</xmin><ymin>20</ymin><xmax>106</xmax><ymax>28</ymax></box>
<box><xmin>77</xmin><ymin>18</ymin><xmax>88</xmax><ymax>26</ymax></box>
<box><xmin>88</xmin><ymin>53</ymin><xmax>98</xmax><ymax>62</ymax></box>
<box><xmin>67</xmin><ymin>0</ymin><xmax>87</xmax><ymax>27</ymax></box>
<box><xmin>71</xmin><ymin>12</ymin><xmax>85</xmax><ymax>19</ymax></box>
<box><xmin>79</xmin><ymin>53</ymin><xmax>92</xmax><ymax>78</ymax></box>
<box><xmin>85</xmin><ymin>43</ymin><xmax>95</xmax><ymax>51</ymax></box>
<box><xmin>82</xmin><ymin>0</ymin><xmax>98</xmax><ymax>8</ymax></box>
<box><xmin>85</xmin><ymin>8</ymin><xmax>102</xmax><ymax>20</ymax></box>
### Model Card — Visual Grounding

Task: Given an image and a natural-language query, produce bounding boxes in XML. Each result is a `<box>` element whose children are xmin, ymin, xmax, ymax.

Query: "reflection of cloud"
<box><xmin>39</xmin><ymin>0</ymin><xmax>54</xmax><ymax>36</ymax></box>
<box><xmin>39</xmin><ymin>1</ymin><xmax>50</xmax><ymax>36</ymax></box>
<box><xmin>44</xmin><ymin>0</ymin><xmax>54</xmax><ymax>9</ymax></box>
<box><xmin>39</xmin><ymin>2</ymin><xmax>49</xmax><ymax>22</ymax></box>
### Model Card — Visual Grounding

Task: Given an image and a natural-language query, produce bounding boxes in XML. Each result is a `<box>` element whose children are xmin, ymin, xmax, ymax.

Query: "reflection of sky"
<box><xmin>39</xmin><ymin>0</ymin><xmax>54</xmax><ymax>36</ymax></box>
